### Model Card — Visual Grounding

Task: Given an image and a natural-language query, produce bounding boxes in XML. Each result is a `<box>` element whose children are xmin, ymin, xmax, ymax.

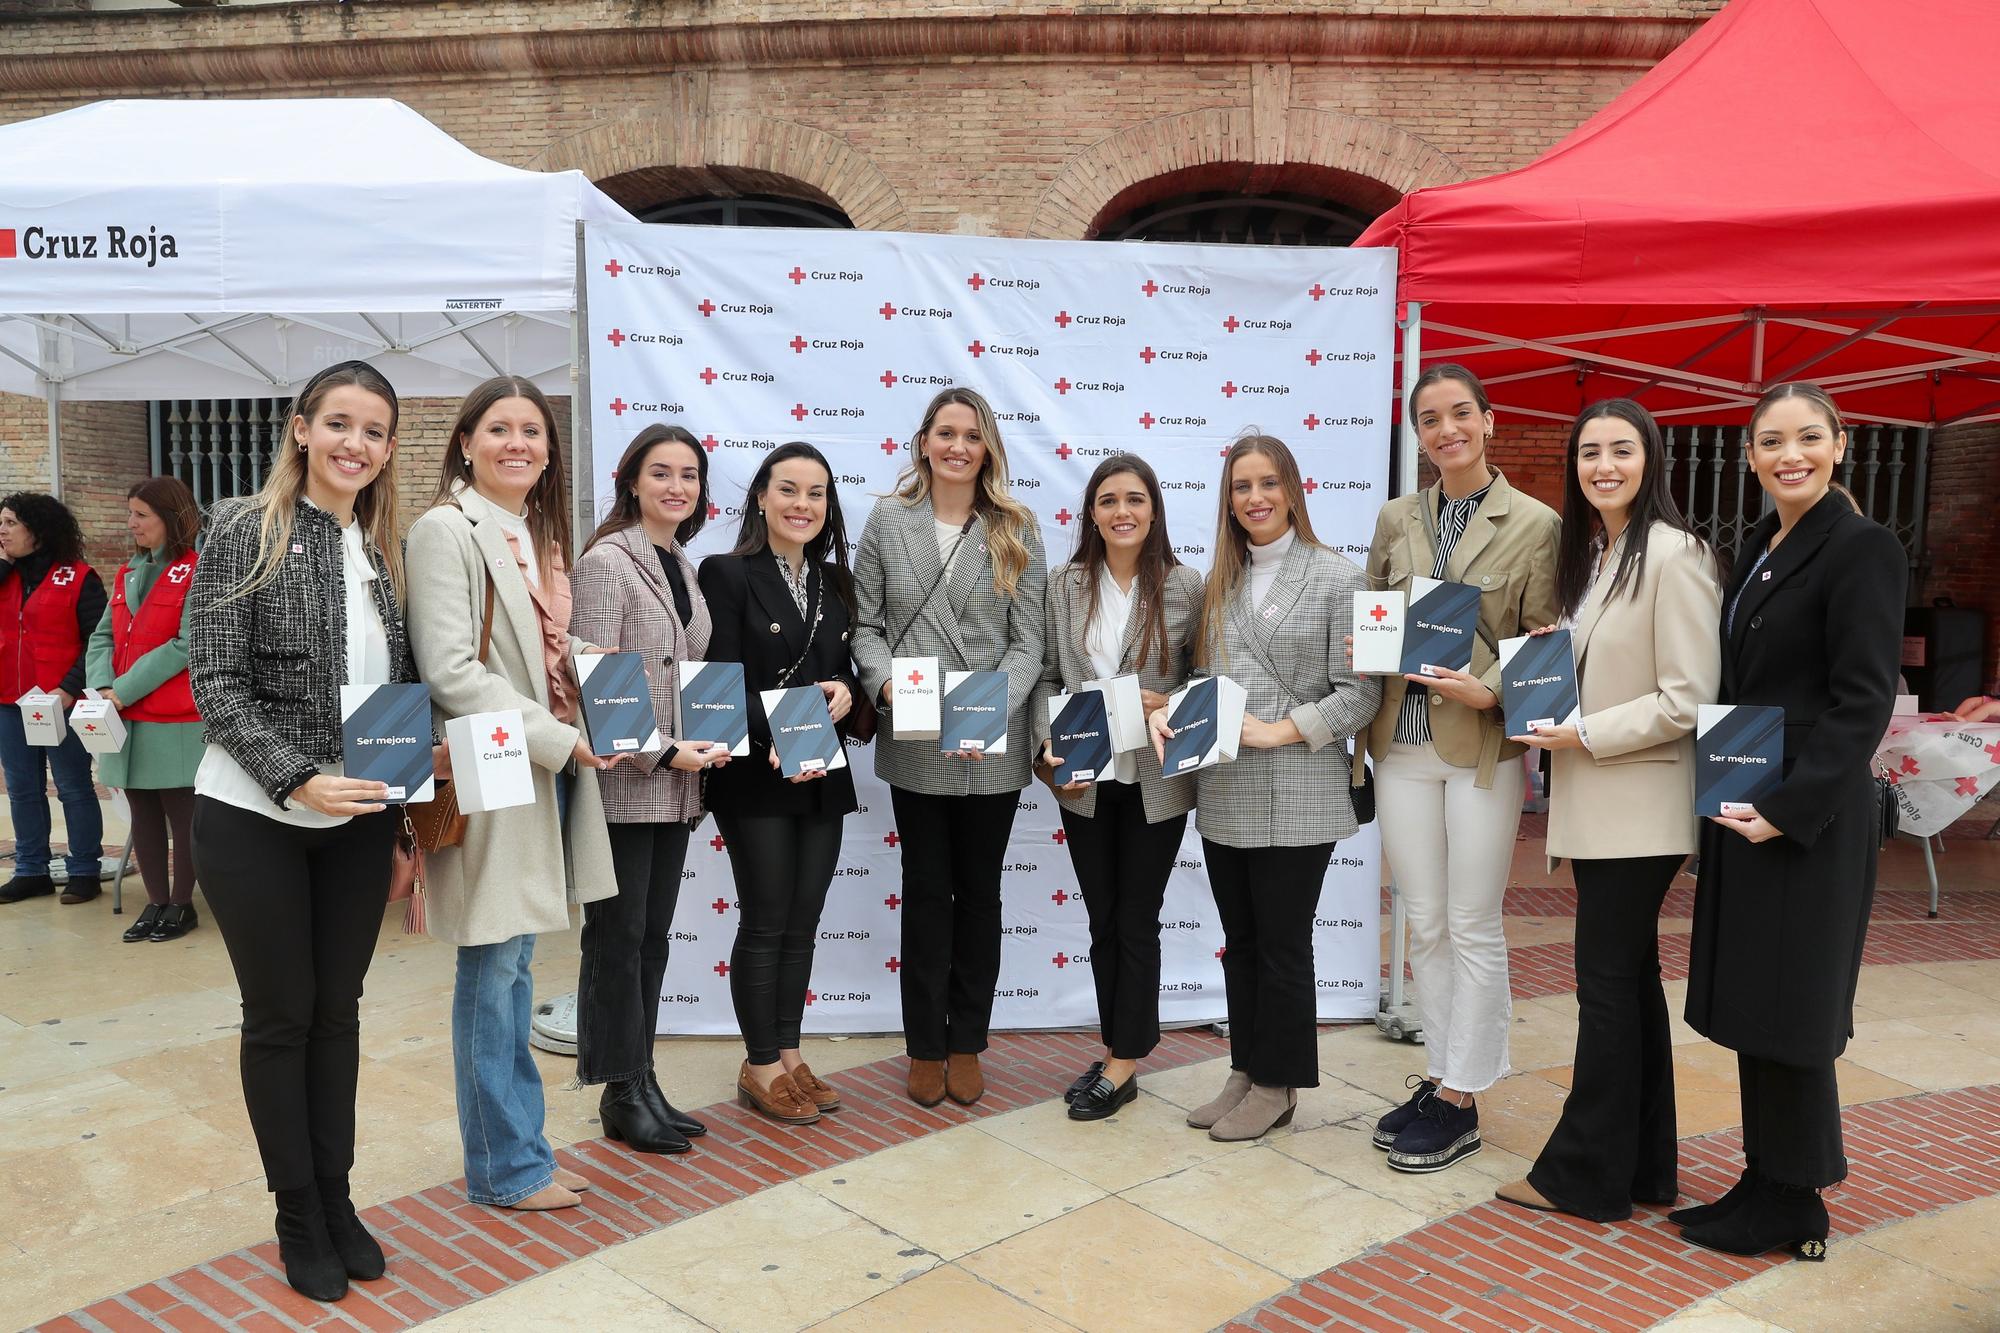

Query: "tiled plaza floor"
<box><xmin>4</xmin><ymin>799</ymin><xmax>1997</xmax><ymax>1332</ymax></box>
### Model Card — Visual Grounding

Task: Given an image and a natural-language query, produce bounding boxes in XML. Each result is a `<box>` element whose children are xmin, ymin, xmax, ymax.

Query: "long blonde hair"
<box><xmin>894</xmin><ymin>386</ymin><xmax>1036</xmax><ymax>597</ymax></box>
<box><xmin>1194</xmin><ymin>433</ymin><xmax>1321</xmax><ymax>667</ymax></box>
<box><xmin>213</xmin><ymin>360</ymin><xmax>404</xmax><ymax>606</ymax></box>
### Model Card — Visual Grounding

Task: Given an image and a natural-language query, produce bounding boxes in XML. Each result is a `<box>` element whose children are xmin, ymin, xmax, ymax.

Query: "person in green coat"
<box><xmin>86</xmin><ymin>478</ymin><xmax>206</xmax><ymax>942</ymax></box>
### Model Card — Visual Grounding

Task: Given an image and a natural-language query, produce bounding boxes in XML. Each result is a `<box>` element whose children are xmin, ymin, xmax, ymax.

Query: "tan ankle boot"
<box><xmin>945</xmin><ymin>1052</ymin><xmax>985</xmax><ymax>1105</ymax></box>
<box><xmin>1207</xmin><ymin>1083</ymin><xmax>1296</xmax><ymax>1142</ymax></box>
<box><xmin>907</xmin><ymin>1057</ymin><xmax>948</xmax><ymax>1107</ymax></box>
<box><xmin>1185</xmin><ymin>1069</ymin><xmax>1254</xmax><ymax>1129</ymax></box>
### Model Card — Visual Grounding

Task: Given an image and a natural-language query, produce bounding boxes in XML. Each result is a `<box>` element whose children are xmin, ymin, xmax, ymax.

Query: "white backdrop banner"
<box><xmin>580</xmin><ymin>222</ymin><xmax>1396</xmax><ymax>1035</ymax></box>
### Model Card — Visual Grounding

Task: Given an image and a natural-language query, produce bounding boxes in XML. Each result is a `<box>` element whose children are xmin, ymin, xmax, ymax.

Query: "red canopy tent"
<box><xmin>1356</xmin><ymin>0</ymin><xmax>2000</xmax><ymax>442</ymax></box>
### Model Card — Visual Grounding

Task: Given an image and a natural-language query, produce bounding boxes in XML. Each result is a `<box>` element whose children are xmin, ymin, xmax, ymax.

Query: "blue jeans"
<box><xmin>0</xmin><ymin>704</ymin><xmax>103</xmax><ymax>879</ymax></box>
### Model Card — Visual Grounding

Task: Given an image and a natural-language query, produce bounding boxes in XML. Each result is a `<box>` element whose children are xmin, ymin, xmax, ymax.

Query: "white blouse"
<box><xmin>1083</xmin><ymin>566</ymin><xmax>1140</xmax><ymax>786</ymax></box>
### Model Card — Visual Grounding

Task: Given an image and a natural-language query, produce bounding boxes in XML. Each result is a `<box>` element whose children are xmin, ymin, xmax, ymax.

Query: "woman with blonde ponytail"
<box><xmin>850</xmin><ymin>387</ymin><xmax>1047</xmax><ymax>1108</ymax></box>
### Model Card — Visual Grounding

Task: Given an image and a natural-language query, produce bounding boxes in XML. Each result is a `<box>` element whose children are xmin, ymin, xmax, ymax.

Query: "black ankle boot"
<box><xmin>317</xmin><ymin>1175</ymin><xmax>386</xmax><ymax>1280</ymax></box>
<box><xmin>274</xmin><ymin>1184</ymin><xmax>349</xmax><ymax>1301</ymax></box>
<box><xmin>600</xmin><ymin>1075</ymin><xmax>690</xmax><ymax>1154</ymax></box>
<box><xmin>1668</xmin><ymin>1165</ymin><xmax>1758</xmax><ymax>1227</ymax></box>
<box><xmin>1681</xmin><ymin>1175</ymin><xmax>1829</xmax><ymax>1261</ymax></box>
<box><xmin>644</xmin><ymin>1066</ymin><xmax>706</xmax><ymax>1139</ymax></box>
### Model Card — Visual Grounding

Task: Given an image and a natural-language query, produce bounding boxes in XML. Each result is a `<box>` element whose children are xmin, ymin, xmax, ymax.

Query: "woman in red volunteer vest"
<box><xmin>87</xmin><ymin>477</ymin><xmax>206</xmax><ymax>941</ymax></box>
<box><xmin>0</xmin><ymin>491</ymin><xmax>107</xmax><ymax>905</ymax></box>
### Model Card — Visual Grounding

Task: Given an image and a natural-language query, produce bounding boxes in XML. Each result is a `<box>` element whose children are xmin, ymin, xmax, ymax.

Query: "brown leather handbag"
<box><xmin>405</xmin><ymin>573</ymin><xmax>494</xmax><ymax>852</ymax></box>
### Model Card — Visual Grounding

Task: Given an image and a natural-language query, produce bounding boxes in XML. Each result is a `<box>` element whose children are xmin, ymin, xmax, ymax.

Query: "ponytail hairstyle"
<box><xmin>1194</xmin><ymin>432</ymin><xmax>1321</xmax><ymax>668</ymax></box>
<box><xmin>1555</xmin><ymin>397</ymin><xmax>1707</xmax><ymax>619</ymax></box>
<box><xmin>1069</xmin><ymin>453</ymin><xmax>1179</xmax><ymax>672</ymax></box>
<box><xmin>893</xmin><ymin>386</ymin><xmax>1037</xmax><ymax>598</ymax></box>
<box><xmin>729</xmin><ymin>441</ymin><xmax>856</xmax><ymax>616</ymax></box>
<box><xmin>432</xmin><ymin>376</ymin><xmax>572</xmax><ymax>569</ymax></box>
<box><xmin>126</xmin><ymin>476</ymin><xmax>201</xmax><ymax>562</ymax></box>
<box><xmin>584</xmin><ymin>423</ymin><xmax>709</xmax><ymax>554</ymax></box>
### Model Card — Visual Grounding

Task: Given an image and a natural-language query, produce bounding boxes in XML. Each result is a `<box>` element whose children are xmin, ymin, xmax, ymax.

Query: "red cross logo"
<box><xmin>1309</xmin><ymin>283</ymin><xmax>1326</xmax><ymax>301</ymax></box>
<box><xmin>711</xmin><ymin>834</ymin><xmax>727</xmax><ymax>851</ymax></box>
<box><xmin>1886</xmin><ymin>770</ymin><xmax>1901</xmax><ymax>786</ymax></box>
<box><xmin>1051</xmin><ymin>888</ymin><xmax>1069</xmax><ymax>906</ymax></box>
<box><xmin>1303</xmin><ymin>478</ymin><xmax>1319</xmax><ymax>494</ymax></box>
<box><xmin>1138</xmin><ymin>412</ymin><xmax>1156</xmax><ymax>430</ymax></box>
<box><xmin>603</xmin><ymin>259</ymin><xmax>622</xmax><ymax>278</ymax></box>
<box><xmin>1302</xmin><ymin>414</ymin><xmax>1321</xmax><ymax>431</ymax></box>
<box><xmin>1985</xmin><ymin>740</ymin><xmax>1999</xmax><ymax>763</ymax></box>
<box><xmin>51</xmin><ymin>567</ymin><xmax>75</xmax><ymax>586</ymax></box>
<box><xmin>881</xmin><ymin>437</ymin><xmax>899</xmax><ymax>455</ymax></box>
<box><xmin>713</xmin><ymin>961</ymin><xmax>730</xmax><ymax>978</ymax></box>
<box><xmin>878</xmin><ymin>301</ymin><xmax>897</xmax><ymax>321</ymax></box>
<box><xmin>491</xmin><ymin>725</ymin><xmax>510</xmax><ymax>746</ymax></box>
<box><xmin>1956</xmin><ymin>776</ymin><xmax>1979</xmax><ymax>797</ymax></box>
<box><xmin>967</xmin><ymin>340</ymin><xmax>985</xmax><ymax>358</ymax></box>
<box><xmin>1370</xmin><ymin>604</ymin><xmax>1388</xmax><ymax>622</ymax></box>
<box><xmin>883</xmin><ymin>830</ymin><xmax>901</xmax><ymax>847</ymax></box>
<box><xmin>790</xmin><ymin>335</ymin><xmax>807</xmax><ymax>354</ymax></box>
<box><xmin>1052</xmin><ymin>952</ymin><xmax>1069</xmax><ymax>969</ymax></box>
<box><xmin>967</xmin><ymin>273</ymin><xmax>985</xmax><ymax>291</ymax></box>
<box><xmin>880</xmin><ymin>369</ymin><xmax>898</xmax><ymax>389</ymax></box>
<box><xmin>1053</xmin><ymin>377</ymin><xmax>1072</xmax><ymax>395</ymax></box>
<box><xmin>884</xmin><ymin>957</ymin><xmax>902</xmax><ymax>973</ymax></box>
<box><xmin>29</xmin><ymin>712</ymin><xmax>43</xmax><ymax>722</ymax></box>
<box><xmin>1055</xmin><ymin>508</ymin><xmax>1073</xmax><ymax>526</ymax></box>
<box><xmin>1901</xmin><ymin>755</ymin><xmax>1921</xmax><ymax>775</ymax></box>
<box><xmin>791</xmin><ymin>403</ymin><xmax>809</xmax><ymax>422</ymax></box>
<box><xmin>805</xmin><ymin>990</ymin><xmax>817</xmax><ymax>1005</ymax></box>
<box><xmin>166</xmin><ymin>563</ymin><xmax>191</xmax><ymax>584</ymax></box>
<box><xmin>712</xmin><ymin>897</ymin><xmax>730</xmax><ymax>914</ymax></box>
<box><xmin>701</xmin><ymin>434</ymin><xmax>719</xmax><ymax>453</ymax></box>
<box><xmin>884</xmin><ymin>893</ymin><xmax>902</xmax><ymax>910</ymax></box>
<box><xmin>1223</xmin><ymin>315</ymin><xmax>1241</xmax><ymax>333</ymax></box>
<box><xmin>1053</xmin><ymin>310</ymin><xmax>1073</xmax><ymax>329</ymax></box>
<box><xmin>1305</xmin><ymin>348</ymin><xmax>1322</xmax><ymax>366</ymax></box>
<box><xmin>697</xmin><ymin>298</ymin><xmax>717</xmax><ymax>318</ymax></box>
<box><xmin>1051</xmin><ymin>829</ymin><xmax>1067</xmax><ymax>845</ymax></box>
<box><xmin>699</xmin><ymin>366</ymin><xmax>718</xmax><ymax>386</ymax></box>
<box><xmin>1214</xmin><ymin>946</ymin><xmax>1226</xmax><ymax>960</ymax></box>
<box><xmin>907</xmin><ymin>669</ymin><xmax>924</xmax><ymax>687</ymax></box>
<box><xmin>1055</xmin><ymin>443</ymin><xmax>1073</xmax><ymax>461</ymax></box>
<box><xmin>788</xmin><ymin>266</ymin><xmax>807</xmax><ymax>285</ymax></box>
<box><xmin>608</xmin><ymin>398</ymin><xmax>628</xmax><ymax>416</ymax></box>
<box><xmin>1141</xmin><ymin>279</ymin><xmax>1159</xmax><ymax>298</ymax></box>
<box><xmin>1220</xmin><ymin>381</ymin><xmax>1238</xmax><ymax>398</ymax></box>
<box><xmin>1139</xmin><ymin>346</ymin><xmax>1156</xmax><ymax>364</ymax></box>
<box><xmin>706</xmin><ymin>502</ymin><xmax>721</xmax><ymax>521</ymax></box>
<box><xmin>83</xmin><ymin>723</ymin><xmax>98</xmax><ymax>733</ymax></box>
<box><xmin>606</xmin><ymin>329</ymin><xmax>626</xmax><ymax>348</ymax></box>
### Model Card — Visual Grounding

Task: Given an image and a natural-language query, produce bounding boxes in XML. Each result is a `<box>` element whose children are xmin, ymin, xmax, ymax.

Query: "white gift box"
<box><xmin>444</xmin><ymin>709</ymin><xmax>536</xmax><ymax>814</ymax></box>
<box><xmin>1083</xmin><ymin>673</ymin><xmax>1148</xmax><ymax>752</ymax></box>
<box><xmin>69</xmin><ymin>695</ymin><xmax>127</xmax><ymax>753</ymax></box>
<box><xmin>890</xmin><ymin>655</ymin><xmax>942</xmax><ymax>740</ymax></box>
<box><xmin>18</xmin><ymin>689</ymin><xmax>66</xmax><ymax>746</ymax></box>
<box><xmin>1350</xmin><ymin>590</ymin><xmax>1407</xmax><ymax>675</ymax></box>
<box><xmin>1158</xmin><ymin>675</ymin><xmax>1248</xmax><ymax>775</ymax></box>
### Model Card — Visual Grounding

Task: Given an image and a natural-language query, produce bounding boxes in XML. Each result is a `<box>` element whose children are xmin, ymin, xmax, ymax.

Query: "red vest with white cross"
<box><xmin>0</xmin><ymin>559</ymin><xmax>91</xmax><ymax>705</ymax></box>
<box><xmin>110</xmin><ymin>551</ymin><xmax>201</xmax><ymax>723</ymax></box>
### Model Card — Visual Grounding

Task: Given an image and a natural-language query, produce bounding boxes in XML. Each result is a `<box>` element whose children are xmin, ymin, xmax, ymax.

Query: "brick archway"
<box><xmin>530</xmin><ymin>109</ymin><xmax>910</xmax><ymax>232</ymax></box>
<box><xmin>1030</xmin><ymin>106</ymin><xmax>1464</xmax><ymax>240</ymax></box>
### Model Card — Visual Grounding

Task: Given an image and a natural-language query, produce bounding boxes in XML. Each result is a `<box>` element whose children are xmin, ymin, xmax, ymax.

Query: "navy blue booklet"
<box><xmin>760</xmin><ymin>685</ymin><xmax>847</xmax><ymax>777</ymax></box>
<box><xmin>1048</xmin><ymin>689</ymin><xmax>1113</xmax><ymax>785</ymax></box>
<box><xmin>1400</xmin><ymin>577</ymin><xmax>1481</xmax><ymax>677</ymax></box>
<box><xmin>578</xmin><ymin>651</ymin><xmax>663</xmax><ymax>756</ymax></box>
<box><xmin>941</xmin><ymin>670</ymin><xmax>1011</xmax><ymax>755</ymax></box>
<box><xmin>1498</xmin><ymin>630</ymin><xmax>1580</xmax><ymax>738</ymax></box>
<box><xmin>1695</xmin><ymin>704</ymin><xmax>1784</xmax><ymax>816</ymax></box>
<box><xmin>339</xmin><ymin>683</ymin><xmax>434</xmax><ymax>803</ymax></box>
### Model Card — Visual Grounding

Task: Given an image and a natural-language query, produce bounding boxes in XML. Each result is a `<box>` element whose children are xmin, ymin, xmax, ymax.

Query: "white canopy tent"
<box><xmin>0</xmin><ymin>98</ymin><xmax>634</xmax><ymax>504</ymax></box>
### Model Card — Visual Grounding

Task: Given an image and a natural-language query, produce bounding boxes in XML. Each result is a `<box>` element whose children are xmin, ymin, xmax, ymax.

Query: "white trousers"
<box><xmin>1377</xmin><ymin>741</ymin><xmax>1523</xmax><ymax>1093</ymax></box>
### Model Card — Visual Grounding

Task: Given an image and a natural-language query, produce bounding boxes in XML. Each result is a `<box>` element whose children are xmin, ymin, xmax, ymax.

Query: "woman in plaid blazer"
<box><xmin>1150</xmin><ymin>434</ymin><xmax>1380</xmax><ymax>1143</ymax></box>
<box><xmin>850</xmin><ymin>387</ymin><xmax>1047</xmax><ymax>1109</ymax></box>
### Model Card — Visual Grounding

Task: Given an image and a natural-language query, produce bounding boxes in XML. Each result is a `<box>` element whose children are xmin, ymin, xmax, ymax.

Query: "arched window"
<box><xmin>640</xmin><ymin>194</ymin><xmax>853</xmax><ymax>229</ymax></box>
<box><xmin>1097</xmin><ymin>190</ymin><xmax>1376</xmax><ymax>247</ymax></box>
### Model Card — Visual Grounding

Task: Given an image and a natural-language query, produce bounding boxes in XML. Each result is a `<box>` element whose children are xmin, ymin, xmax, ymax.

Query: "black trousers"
<box><xmin>1740</xmin><ymin>1053</ymin><xmax>1847</xmax><ymax>1188</ymax></box>
<box><xmin>576</xmin><ymin>821</ymin><xmax>690</xmax><ymax>1084</ymax></box>
<box><xmin>1059</xmin><ymin>781</ymin><xmax>1184</xmax><ymax>1061</ymax></box>
<box><xmin>1202</xmin><ymin>838</ymin><xmax>1332</xmax><ymax>1089</ymax></box>
<box><xmin>1528</xmin><ymin>853</ymin><xmax>1683</xmax><ymax>1219</ymax></box>
<box><xmin>716</xmin><ymin>811</ymin><xmax>844</xmax><ymax>1064</ymax></box>
<box><xmin>128</xmin><ymin>786</ymin><xmax>197</xmax><ymax>906</ymax></box>
<box><xmin>889</xmin><ymin>786</ymin><xmax>1018</xmax><ymax>1060</ymax></box>
<box><xmin>192</xmin><ymin>797</ymin><xmax>395</xmax><ymax>1192</ymax></box>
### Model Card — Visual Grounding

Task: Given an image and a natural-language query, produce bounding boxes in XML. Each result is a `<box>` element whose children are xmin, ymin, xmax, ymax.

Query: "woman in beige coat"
<box><xmin>1494</xmin><ymin>398</ymin><xmax>1721</xmax><ymax>1222</ymax></box>
<box><xmin>405</xmin><ymin>377</ymin><xmax>616</xmax><ymax>1213</ymax></box>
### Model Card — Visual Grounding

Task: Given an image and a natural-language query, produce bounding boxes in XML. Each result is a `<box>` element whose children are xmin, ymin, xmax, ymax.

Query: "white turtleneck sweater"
<box><xmin>1246</xmin><ymin>526</ymin><xmax>1296</xmax><ymax>607</ymax></box>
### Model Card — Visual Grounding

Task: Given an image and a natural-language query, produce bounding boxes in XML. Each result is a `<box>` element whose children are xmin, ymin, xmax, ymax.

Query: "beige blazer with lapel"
<box><xmin>1362</xmin><ymin>466</ymin><xmax>1561</xmax><ymax>789</ymax></box>
<box><xmin>404</xmin><ymin>487</ymin><xmax>616</xmax><ymax>948</ymax></box>
<box><xmin>1547</xmin><ymin>521</ymin><xmax>1723</xmax><ymax>861</ymax></box>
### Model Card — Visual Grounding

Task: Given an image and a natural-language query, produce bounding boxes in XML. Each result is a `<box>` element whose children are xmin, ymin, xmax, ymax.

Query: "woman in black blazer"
<box><xmin>1679</xmin><ymin>382</ymin><xmax>1903</xmax><ymax>1261</ymax></box>
<box><xmin>697</xmin><ymin>442</ymin><xmax>861</xmax><ymax>1129</ymax></box>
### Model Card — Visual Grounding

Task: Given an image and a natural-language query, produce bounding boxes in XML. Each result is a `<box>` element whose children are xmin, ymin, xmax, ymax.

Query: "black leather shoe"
<box><xmin>0</xmin><ymin>874</ymin><xmax>55</xmax><ymax>903</ymax></box>
<box><xmin>149</xmin><ymin>903</ymin><xmax>198</xmax><ymax>941</ymax></box>
<box><xmin>317</xmin><ymin>1175</ymin><xmax>386</xmax><ymax>1280</ymax></box>
<box><xmin>601</xmin><ymin>1075</ymin><xmax>691</xmax><ymax>1154</ymax></box>
<box><xmin>1064</xmin><ymin>1060</ymin><xmax>1106</xmax><ymax>1105</ymax></box>
<box><xmin>1668</xmin><ymin>1166</ymin><xmax>1757</xmax><ymax>1227</ymax></box>
<box><xmin>122</xmin><ymin>903</ymin><xmax>166</xmax><ymax>942</ymax></box>
<box><xmin>1681</xmin><ymin>1176</ymin><xmax>1829</xmax><ymax>1261</ymax></box>
<box><xmin>1067</xmin><ymin>1072</ymin><xmax>1139</xmax><ymax>1122</ymax></box>
<box><xmin>274</xmin><ymin>1184</ymin><xmax>348</xmax><ymax>1302</ymax></box>
<box><xmin>645</xmin><ymin>1066</ymin><xmax>706</xmax><ymax>1138</ymax></box>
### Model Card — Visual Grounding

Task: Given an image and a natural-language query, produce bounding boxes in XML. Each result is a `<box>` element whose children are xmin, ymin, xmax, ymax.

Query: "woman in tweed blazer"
<box><xmin>851</xmin><ymin>387</ymin><xmax>1047</xmax><ymax>1109</ymax></box>
<box><xmin>1150</xmin><ymin>435</ymin><xmax>1381</xmax><ymax>1143</ymax></box>
<box><xmin>569</xmin><ymin>425</ymin><xmax>733</xmax><ymax>1157</ymax></box>
<box><xmin>1029</xmin><ymin>454</ymin><xmax>1202</xmax><ymax>1122</ymax></box>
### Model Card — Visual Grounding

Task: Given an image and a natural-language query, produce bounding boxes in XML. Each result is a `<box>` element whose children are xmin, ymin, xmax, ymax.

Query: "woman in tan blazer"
<box><xmin>1494</xmin><ymin>398</ymin><xmax>1721</xmax><ymax>1222</ymax></box>
<box><xmin>1362</xmin><ymin>364</ymin><xmax>1561</xmax><ymax>1175</ymax></box>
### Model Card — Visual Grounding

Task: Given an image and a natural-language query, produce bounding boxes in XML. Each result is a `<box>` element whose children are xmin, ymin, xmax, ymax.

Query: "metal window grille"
<box><xmin>640</xmin><ymin>195</ymin><xmax>853</xmax><ymax>229</ymax></box>
<box><xmin>1098</xmin><ymin>192</ymin><xmax>1377</xmax><ymax>247</ymax></box>
<box><xmin>149</xmin><ymin>398</ymin><xmax>286</xmax><ymax>506</ymax></box>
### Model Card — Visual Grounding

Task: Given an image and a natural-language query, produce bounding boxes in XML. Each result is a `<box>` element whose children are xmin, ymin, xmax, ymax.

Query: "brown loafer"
<box><xmin>945</xmin><ymin>1051</ymin><xmax>985</xmax><ymax>1106</ymax></box>
<box><xmin>907</xmin><ymin>1057</ymin><xmax>947</xmax><ymax>1107</ymax></box>
<box><xmin>790</xmin><ymin>1062</ymin><xmax>843</xmax><ymax>1112</ymax></box>
<box><xmin>737</xmin><ymin>1062</ymin><xmax>821</xmax><ymax>1126</ymax></box>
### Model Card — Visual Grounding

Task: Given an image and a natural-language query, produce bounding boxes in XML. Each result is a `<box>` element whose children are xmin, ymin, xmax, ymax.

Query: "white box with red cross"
<box><xmin>889</xmin><ymin>655</ymin><xmax>941</xmax><ymax>740</ymax></box>
<box><xmin>443</xmin><ymin>709</ymin><xmax>536</xmax><ymax>814</ymax></box>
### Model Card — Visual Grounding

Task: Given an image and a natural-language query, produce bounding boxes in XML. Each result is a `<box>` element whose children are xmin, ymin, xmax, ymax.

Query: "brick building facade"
<box><xmin>0</xmin><ymin>0</ymin><xmax>1992</xmax><ymax>683</ymax></box>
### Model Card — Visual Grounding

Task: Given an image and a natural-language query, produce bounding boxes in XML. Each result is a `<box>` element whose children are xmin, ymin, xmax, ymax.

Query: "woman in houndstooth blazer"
<box><xmin>850</xmin><ymin>387</ymin><xmax>1047</xmax><ymax>1109</ymax></box>
<box><xmin>1150</xmin><ymin>434</ymin><xmax>1381</xmax><ymax>1143</ymax></box>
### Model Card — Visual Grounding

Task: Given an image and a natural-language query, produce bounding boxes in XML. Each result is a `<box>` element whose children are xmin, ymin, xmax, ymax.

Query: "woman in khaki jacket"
<box><xmin>1362</xmin><ymin>364</ymin><xmax>1560</xmax><ymax>1175</ymax></box>
<box><xmin>1493</xmin><ymin>398</ymin><xmax>1721</xmax><ymax>1222</ymax></box>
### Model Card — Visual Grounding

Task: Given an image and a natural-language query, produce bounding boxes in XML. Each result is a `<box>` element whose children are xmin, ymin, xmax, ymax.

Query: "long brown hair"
<box><xmin>892</xmin><ymin>386</ymin><xmax>1037</xmax><ymax>598</ymax></box>
<box><xmin>127</xmin><ymin>476</ymin><xmax>201</xmax><ymax>562</ymax></box>
<box><xmin>1069</xmin><ymin>453</ymin><xmax>1178</xmax><ymax>672</ymax></box>
<box><xmin>431</xmin><ymin>376</ymin><xmax>572</xmax><ymax>565</ymax></box>
<box><xmin>583</xmin><ymin>424</ymin><xmax>709</xmax><ymax>554</ymax></box>
<box><xmin>1195</xmin><ymin>433</ymin><xmax>1321</xmax><ymax>668</ymax></box>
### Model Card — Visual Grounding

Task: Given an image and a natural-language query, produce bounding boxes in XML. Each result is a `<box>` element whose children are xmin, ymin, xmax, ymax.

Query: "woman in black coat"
<box><xmin>697</xmin><ymin>442</ymin><xmax>861</xmax><ymax>1129</ymax></box>
<box><xmin>1679</xmin><ymin>382</ymin><xmax>1902</xmax><ymax>1261</ymax></box>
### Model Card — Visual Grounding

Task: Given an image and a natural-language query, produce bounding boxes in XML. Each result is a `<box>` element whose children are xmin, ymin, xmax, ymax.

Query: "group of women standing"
<box><xmin>44</xmin><ymin>348</ymin><xmax>1884</xmax><ymax>1307</ymax></box>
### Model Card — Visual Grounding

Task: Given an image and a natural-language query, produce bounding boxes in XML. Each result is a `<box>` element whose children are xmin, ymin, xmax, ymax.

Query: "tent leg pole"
<box><xmin>1377</xmin><ymin>300</ymin><xmax>1424</xmax><ymax>1046</ymax></box>
<box><xmin>1398</xmin><ymin>301</ymin><xmax>1422</xmax><ymax>498</ymax></box>
<box><xmin>47</xmin><ymin>376</ymin><xmax>62</xmax><ymax>498</ymax></box>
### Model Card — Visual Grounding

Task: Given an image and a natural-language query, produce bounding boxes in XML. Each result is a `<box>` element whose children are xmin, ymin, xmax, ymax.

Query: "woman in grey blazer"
<box><xmin>851</xmin><ymin>387</ymin><xmax>1047</xmax><ymax>1109</ymax></box>
<box><xmin>1150</xmin><ymin>435</ymin><xmax>1380</xmax><ymax>1142</ymax></box>
<box><xmin>1030</xmin><ymin>454</ymin><xmax>1203</xmax><ymax>1122</ymax></box>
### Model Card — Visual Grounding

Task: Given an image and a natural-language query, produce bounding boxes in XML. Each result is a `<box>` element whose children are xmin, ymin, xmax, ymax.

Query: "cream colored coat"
<box><xmin>404</xmin><ymin>487</ymin><xmax>617</xmax><ymax>947</ymax></box>
<box><xmin>1547</xmin><ymin>521</ymin><xmax>1723</xmax><ymax>861</ymax></box>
